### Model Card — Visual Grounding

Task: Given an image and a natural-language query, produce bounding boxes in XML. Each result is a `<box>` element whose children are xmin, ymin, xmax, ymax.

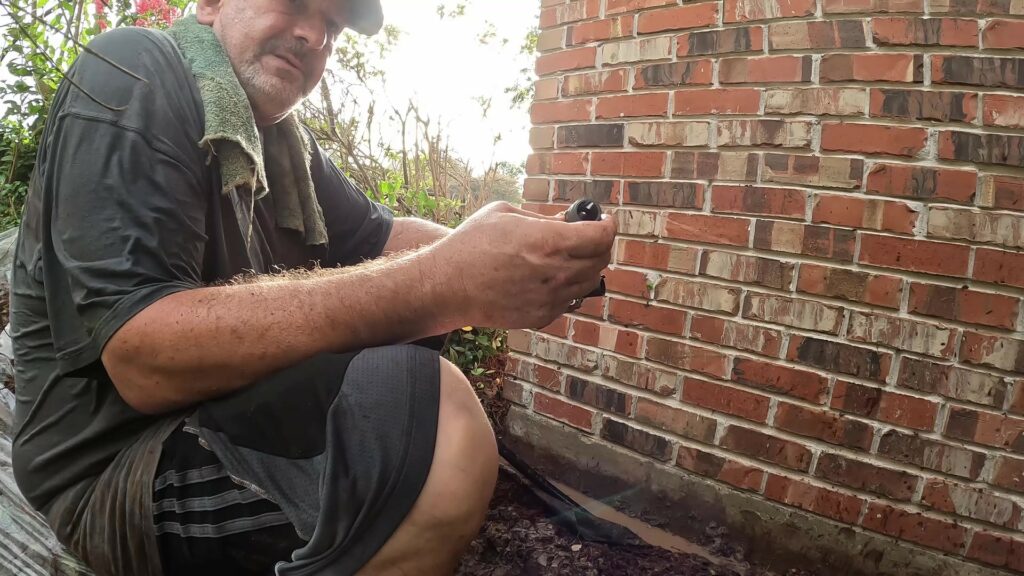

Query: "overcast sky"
<box><xmin>363</xmin><ymin>0</ymin><xmax>538</xmax><ymax>170</ymax></box>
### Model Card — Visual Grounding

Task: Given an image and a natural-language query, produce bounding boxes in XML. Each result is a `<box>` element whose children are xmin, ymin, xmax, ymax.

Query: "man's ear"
<box><xmin>195</xmin><ymin>0</ymin><xmax>224</xmax><ymax>25</ymax></box>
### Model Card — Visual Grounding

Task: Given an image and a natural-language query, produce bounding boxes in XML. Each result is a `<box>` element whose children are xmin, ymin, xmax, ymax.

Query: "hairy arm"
<box><xmin>102</xmin><ymin>247</ymin><xmax>456</xmax><ymax>415</ymax></box>
<box><xmin>383</xmin><ymin>217</ymin><xmax>451</xmax><ymax>255</ymax></box>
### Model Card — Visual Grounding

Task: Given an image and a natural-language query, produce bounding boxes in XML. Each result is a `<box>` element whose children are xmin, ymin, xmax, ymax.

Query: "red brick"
<box><xmin>534</xmin><ymin>393</ymin><xmax>595</xmax><ymax>431</ymax></box>
<box><xmin>602</xmin><ymin>355</ymin><xmax>680</xmax><ymax>397</ymax></box>
<box><xmin>683</xmin><ymin>377</ymin><xmax>771</xmax><ymax>423</ymax></box>
<box><xmin>993</xmin><ymin>455</ymin><xmax>1024</xmax><ymax>493</ymax></box>
<box><xmin>984</xmin><ymin>93</ymin><xmax>1024</xmax><ymax>129</ymax></box>
<box><xmin>526</xmin><ymin>152</ymin><xmax>590</xmax><ymax>177</ymax></box>
<box><xmin>866</xmin><ymin>163</ymin><xmax>977</xmax><ymax>204</ymax></box>
<box><xmin>788</xmin><ymin>336</ymin><xmax>892</xmax><ymax>383</ymax></box>
<box><xmin>724</xmin><ymin>0</ymin><xmax>816</xmax><ymax>22</ymax></box>
<box><xmin>674</xmin><ymin>88</ymin><xmax>761</xmax><ymax>115</ymax></box>
<box><xmin>899</xmin><ymin>356</ymin><xmax>1007</xmax><ymax>408</ymax></box>
<box><xmin>847</xmin><ymin>311</ymin><xmax>958</xmax><ymax>359</ymax></box>
<box><xmin>591</xmin><ymin>152</ymin><xmax>666</xmax><ymax>177</ymax></box>
<box><xmin>637</xmin><ymin>3</ymin><xmax>719</xmax><ymax>34</ymax></box>
<box><xmin>608</xmin><ymin>298</ymin><xmax>687</xmax><ymax>335</ymax></box>
<box><xmin>676</xmin><ymin>447</ymin><xmax>765</xmax><ymax>491</ymax></box>
<box><xmin>797</xmin><ymin>263</ymin><xmax>903</xmax><ymax>309</ymax></box>
<box><xmin>821</xmin><ymin>53</ymin><xmax>923</xmax><ymax>82</ymax></box>
<box><xmin>636</xmin><ymin>61</ymin><xmax>714</xmax><ymax>88</ymax></box>
<box><xmin>677</xmin><ymin>27</ymin><xmax>765</xmax><ymax>57</ymax></box>
<box><xmin>722</xmin><ymin>427</ymin><xmax>813</xmax><ymax>471</ymax></box>
<box><xmin>824</xmin><ymin>0</ymin><xmax>923</xmax><ymax>11</ymax></box>
<box><xmin>775</xmin><ymin>403</ymin><xmax>875</xmax><ymax>451</ymax></box>
<box><xmin>601</xmin><ymin>417</ymin><xmax>674</xmax><ymax>461</ymax></box>
<box><xmin>720</xmin><ymin>56</ymin><xmax>812</xmax><ymax>83</ymax></box>
<box><xmin>562</xmin><ymin>69</ymin><xmax>629</xmax><ymax>96</ymax></box>
<box><xmin>646</xmin><ymin>337</ymin><xmax>730</xmax><ymax>378</ymax></box>
<box><xmin>984</xmin><ymin>19</ymin><xmax>1024</xmax><ymax>49</ymax></box>
<box><xmin>530</xmin><ymin>100</ymin><xmax>592</xmax><ymax>124</ymax></box>
<box><xmin>816</xmin><ymin>453</ymin><xmax>919</xmax><ymax>501</ymax></box>
<box><xmin>812</xmin><ymin>194</ymin><xmax>919</xmax><ymax>234</ymax></box>
<box><xmin>946</xmin><ymin>406</ymin><xmax>1024</xmax><ymax>452</ymax></box>
<box><xmin>689</xmin><ymin>315</ymin><xmax>783</xmax><ymax>356</ymax></box>
<box><xmin>522</xmin><ymin>178</ymin><xmax>550</xmax><ymax>202</ymax></box>
<box><xmin>596</xmin><ymin>93</ymin><xmax>670</xmax><ymax>119</ymax></box>
<box><xmin>879</xmin><ymin>429</ymin><xmax>986</xmax><ymax>480</ymax></box>
<box><xmin>869</xmin><ymin>89</ymin><xmax>977</xmax><ymax>123</ymax></box>
<box><xmin>975</xmin><ymin>247</ymin><xmax>1024</xmax><ymax>289</ymax></box>
<box><xmin>536</xmin><ymin>46</ymin><xmax>597</xmax><ymax>75</ymax></box>
<box><xmin>539</xmin><ymin>316</ymin><xmax>570</xmax><ymax>338</ymax></box>
<box><xmin>700</xmin><ymin>250</ymin><xmax>796</xmax><ymax>290</ymax></box>
<box><xmin>662</xmin><ymin>213</ymin><xmax>752</xmax><ymax>247</ymax></box>
<box><xmin>711</xmin><ymin>185</ymin><xmax>807</xmax><ymax>219</ymax></box>
<box><xmin>743</xmin><ymin>292</ymin><xmax>844</xmax><ymax>334</ymax></box>
<box><xmin>732</xmin><ymin>357</ymin><xmax>829</xmax><ymax>403</ymax></box>
<box><xmin>861</xmin><ymin>503</ymin><xmax>968</xmax><ymax>554</ymax></box>
<box><xmin>872</xmin><ymin>17</ymin><xmax>979</xmax><ymax>46</ymax></box>
<box><xmin>653</xmin><ymin>277</ymin><xmax>742</xmax><ymax>314</ymax></box>
<box><xmin>961</xmin><ymin>331</ymin><xmax>1024</xmax><ymax>373</ymax></box>
<box><xmin>569</xmin><ymin>15</ymin><xmax>633</xmax><ymax>45</ymax></box>
<box><xmin>979</xmin><ymin>174</ymin><xmax>1024</xmax><ymax>211</ymax></box>
<box><xmin>764</xmin><ymin>475</ymin><xmax>865</xmax><ymax>523</ymax></box>
<box><xmin>858</xmin><ymin>234</ymin><xmax>970</xmax><ymax>277</ymax></box>
<box><xmin>522</xmin><ymin>202</ymin><xmax>565</xmax><ymax>217</ymax></box>
<box><xmin>821</xmin><ymin>123</ymin><xmax>928</xmax><ymax>157</ymax></box>
<box><xmin>572</xmin><ymin>319</ymin><xmax>643</xmax><ymax>358</ymax></box>
<box><xmin>909</xmin><ymin>283</ymin><xmax>1020</xmax><ymax>330</ymax></box>
<box><xmin>967</xmin><ymin>531</ymin><xmax>1024</xmax><ymax>572</ymax></box>
<box><xmin>501</xmin><ymin>379</ymin><xmax>530</xmax><ymax>405</ymax></box>
<box><xmin>923</xmin><ymin>479</ymin><xmax>1023</xmax><ymax>529</ymax></box>
<box><xmin>1010</xmin><ymin>380</ymin><xmax>1024</xmax><ymax>416</ymax></box>
<box><xmin>754</xmin><ymin>220</ymin><xmax>857</xmax><ymax>262</ymax></box>
<box><xmin>606</xmin><ymin>0</ymin><xmax>676</xmax><ymax>14</ymax></box>
<box><xmin>615</xmin><ymin>239</ymin><xmax>699</xmax><ymax>274</ymax></box>
<box><xmin>672</xmin><ymin>151</ymin><xmax>759</xmax><ymax>181</ymax></box>
<box><xmin>831</xmin><ymin>380</ymin><xmax>939</xmax><ymax>431</ymax></box>
<box><xmin>635</xmin><ymin>397</ymin><xmax>717</xmax><ymax>442</ymax></box>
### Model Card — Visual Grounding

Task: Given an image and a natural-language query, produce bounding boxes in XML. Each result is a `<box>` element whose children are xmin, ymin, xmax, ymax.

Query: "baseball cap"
<box><xmin>349</xmin><ymin>0</ymin><xmax>384</xmax><ymax>35</ymax></box>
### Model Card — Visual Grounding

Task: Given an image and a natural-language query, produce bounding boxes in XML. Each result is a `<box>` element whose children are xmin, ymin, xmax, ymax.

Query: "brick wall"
<box><xmin>509</xmin><ymin>0</ymin><xmax>1024</xmax><ymax>571</ymax></box>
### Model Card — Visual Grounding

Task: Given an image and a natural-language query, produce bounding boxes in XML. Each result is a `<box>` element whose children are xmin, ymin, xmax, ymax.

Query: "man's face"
<box><xmin>197</xmin><ymin>0</ymin><xmax>348</xmax><ymax>125</ymax></box>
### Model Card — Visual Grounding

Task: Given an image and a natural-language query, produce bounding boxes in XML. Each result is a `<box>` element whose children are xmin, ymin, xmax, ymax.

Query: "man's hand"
<box><xmin>429</xmin><ymin>202</ymin><xmax>617</xmax><ymax>330</ymax></box>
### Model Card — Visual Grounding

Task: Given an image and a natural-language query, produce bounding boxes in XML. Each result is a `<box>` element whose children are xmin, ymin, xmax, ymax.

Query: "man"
<box><xmin>9</xmin><ymin>0</ymin><xmax>615</xmax><ymax>574</ymax></box>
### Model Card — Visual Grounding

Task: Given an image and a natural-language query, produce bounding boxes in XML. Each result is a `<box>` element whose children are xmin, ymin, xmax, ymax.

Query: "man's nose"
<box><xmin>293</xmin><ymin>16</ymin><xmax>328</xmax><ymax>51</ymax></box>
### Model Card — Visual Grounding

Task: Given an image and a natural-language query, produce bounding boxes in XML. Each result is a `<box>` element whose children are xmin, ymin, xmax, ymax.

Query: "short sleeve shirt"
<box><xmin>9</xmin><ymin>26</ymin><xmax>393</xmax><ymax>516</ymax></box>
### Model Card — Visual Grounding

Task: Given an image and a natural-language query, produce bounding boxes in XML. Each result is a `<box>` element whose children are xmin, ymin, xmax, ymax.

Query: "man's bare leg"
<box><xmin>358</xmin><ymin>357</ymin><xmax>499</xmax><ymax>575</ymax></box>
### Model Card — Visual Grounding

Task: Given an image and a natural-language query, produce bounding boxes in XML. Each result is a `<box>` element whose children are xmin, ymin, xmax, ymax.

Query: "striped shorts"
<box><xmin>152</xmin><ymin>346</ymin><xmax>442</xmax><ymax>576</ymax></box>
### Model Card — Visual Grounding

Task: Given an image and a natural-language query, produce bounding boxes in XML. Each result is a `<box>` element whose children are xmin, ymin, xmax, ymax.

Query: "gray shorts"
<box><xmin>155</xmin><ymin>345</ymin><xmax>441</xmax><ymax>575</ymax></box>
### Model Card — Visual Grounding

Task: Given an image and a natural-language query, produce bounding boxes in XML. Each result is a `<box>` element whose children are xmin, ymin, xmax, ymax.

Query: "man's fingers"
<box><xmin>563</xmin><ymin>217</ymin><xmax>618</xmax><ymax>259</ymax></box>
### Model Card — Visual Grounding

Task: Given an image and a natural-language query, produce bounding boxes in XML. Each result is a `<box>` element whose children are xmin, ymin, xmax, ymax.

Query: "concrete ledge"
<box><xmin>505</xmin><ymin>406</ymin><xmax>1014</xmax><ymax>576</ymax></box>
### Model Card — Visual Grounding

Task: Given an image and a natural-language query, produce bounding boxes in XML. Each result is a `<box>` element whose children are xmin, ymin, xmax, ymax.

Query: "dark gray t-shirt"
<box><xmin>10</xmin><ymin>26</ymin><xmax>393</xmax><ymax>523</ymax></box>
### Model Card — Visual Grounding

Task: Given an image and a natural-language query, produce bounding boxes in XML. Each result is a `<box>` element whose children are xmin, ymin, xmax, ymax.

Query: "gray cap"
<box><xmin>349</xmin><ymin>0</ymin><xmax>384</xmax><ymax>35</ymax></box>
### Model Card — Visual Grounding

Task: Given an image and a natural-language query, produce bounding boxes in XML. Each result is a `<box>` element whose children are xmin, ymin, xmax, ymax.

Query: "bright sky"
<box><xmin>359</xmin><ymin>0</ymin><xmax>538</xmax><ymax>170</ymax></box>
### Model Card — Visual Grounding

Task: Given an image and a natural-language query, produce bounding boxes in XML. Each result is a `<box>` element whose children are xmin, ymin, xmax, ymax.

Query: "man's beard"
<box><xmin>237</xmin><ymin>39</ymin><xmax>312</xmax><ymax>116</ymax></box>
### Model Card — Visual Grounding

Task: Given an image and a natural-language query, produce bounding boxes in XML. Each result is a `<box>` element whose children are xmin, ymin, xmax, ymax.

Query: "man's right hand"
<box><xmin>428</xmin><ymin>201</ymin><xmax>617</xmax><ymax>330</ymax></box>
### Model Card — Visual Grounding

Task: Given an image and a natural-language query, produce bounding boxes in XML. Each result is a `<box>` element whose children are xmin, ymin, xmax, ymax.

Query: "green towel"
<box><xmin>166</xmin><ymin>16</ymin><xmax>327</xmax><ymax>247</ymax></box>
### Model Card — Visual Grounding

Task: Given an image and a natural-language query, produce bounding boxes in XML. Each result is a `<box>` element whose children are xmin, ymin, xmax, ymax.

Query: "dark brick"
<box><xmin>554</xmin><ymin>179</ymin><xmax>616</xmax><ymax>203</ymax></box>
<box><xmin>993</xmin><ymin>455</ymin><xmax>1024</xmax><ymax>493</ymax></box>
<box><xmin>878</xmin><ymin>429</ymin><xmax>986</xmax><ymax>480</ymax></box>
<box><xmin>600</xmin><ymin>418</ymin><xmax>673</xmax><ymax>461</ymax></box>
<box><xmin>753</xmin><ymin>220</ymin><xmax>857</xmax><ymax>262</ymax></box>
<box><xmin>788</xmin><ymin>336</ymin><xmax>891</xmax><ymax>382</ymax></box>
<box><xmin>566</xmin><ymin>376</ymin><xmax>633</xmax><ymax>416</ymax></box>
<box><xmin>556</xmin><ymin>124</ymin><xmax>625</xmax><ymax>148</ymax></box>
<box><xmin>933</xmin><ymin>55</ymin><xmax>1024</xmax><ymax>89</ymax></box>
<box><xmin>636</xmin><ymin>61</ymin><xmax>713</xmax><ymax>87</ymax></box>
<box><xmin>681</xmin><ymin>27</ymin><xmax>763</xmax><ymax>56</ymax></box>
<box><xmin>899</xmin><ymin>356</ymin><xmax>1006</xmax><ymax>408</ymax></box>
<box><xmin>862</xmin><ymin>503</ymin><xmax>968</xmax><ymax>554</ymax></box>
<box><xmin>866</xmin><ymin>163</ymin><xmax>977</xmax><ymax>203</ymax></box>
<box><xmin>870</xmin><ymin>89</ymin><xmax>976</xmax><ymax>122</ymax></box>
<box><xmin>939</xmin><ymin>131</ymin><xmax>1024</xmax><ymax>168</ymax></box>
<box><xmin>774</xmin><ymin>403</ymin><xmax>874</xmax><ymax>451</ymax></box>
<box><xmin>815</xmin><ymin>453</ymin><xmax>919</xmax><ymax>501</ymax></box>
<box><xmin>721</xmin><ymin>425</ymin><xmax>813</xmax><ymax>471</ymax></box>
<box><xmin>622</xmin><ymin>181</ymin><xmax>702</xmax><ymax>209</ymax></box>
<box><xmin>671</xmin><ymin>151</ymin><xmax>759</xmax><ymax>181</ymax></box>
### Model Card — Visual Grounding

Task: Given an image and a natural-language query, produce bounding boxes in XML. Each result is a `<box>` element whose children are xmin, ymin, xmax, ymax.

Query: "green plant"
<box><xmin>444</xmin><ymin>326</ymin><xmax>508</xmax><ymax>384</ymax></box>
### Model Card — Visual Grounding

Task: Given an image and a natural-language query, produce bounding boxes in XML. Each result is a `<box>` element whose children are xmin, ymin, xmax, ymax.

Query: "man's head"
<box><xmin>196</xmin><ymin>0</ymin><xmax>382</xmax><ymax>126</ymax></box>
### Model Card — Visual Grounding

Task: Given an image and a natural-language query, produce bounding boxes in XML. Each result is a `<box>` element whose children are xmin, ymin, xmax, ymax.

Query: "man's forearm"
<box><xmin>102</xmin><ymin>247</ymin><xmax>459</xmax><ymax>414</ymax></box>
<box><xmin>383</xmin><ymin>217</ymin><xmax>451</xmax><ymax>255</ymax></box>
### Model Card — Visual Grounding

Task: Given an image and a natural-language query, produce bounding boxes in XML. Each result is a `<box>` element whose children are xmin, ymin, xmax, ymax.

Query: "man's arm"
<box><xmin>102</xmin><ymin>203</ymin><xmax>616</xmax><ymax>416</ymax></box>
<box><xmin>382</xmin><ymin>217</ymin><xmax>451</xmax><ymax>255</ymax></box>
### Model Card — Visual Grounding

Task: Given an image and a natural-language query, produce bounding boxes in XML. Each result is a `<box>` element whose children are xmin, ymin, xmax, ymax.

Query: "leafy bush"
<box><xmin>444</xmin><ymin>326</ymin><xmax>508</xmax><ymax>384</ymax></box>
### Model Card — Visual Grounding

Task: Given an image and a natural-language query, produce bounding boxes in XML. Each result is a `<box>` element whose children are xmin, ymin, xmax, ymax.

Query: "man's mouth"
<box><xmin>271</xmin><ymin>52</ymin><xmax>303</xmax><ymax>75</ymax></box>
